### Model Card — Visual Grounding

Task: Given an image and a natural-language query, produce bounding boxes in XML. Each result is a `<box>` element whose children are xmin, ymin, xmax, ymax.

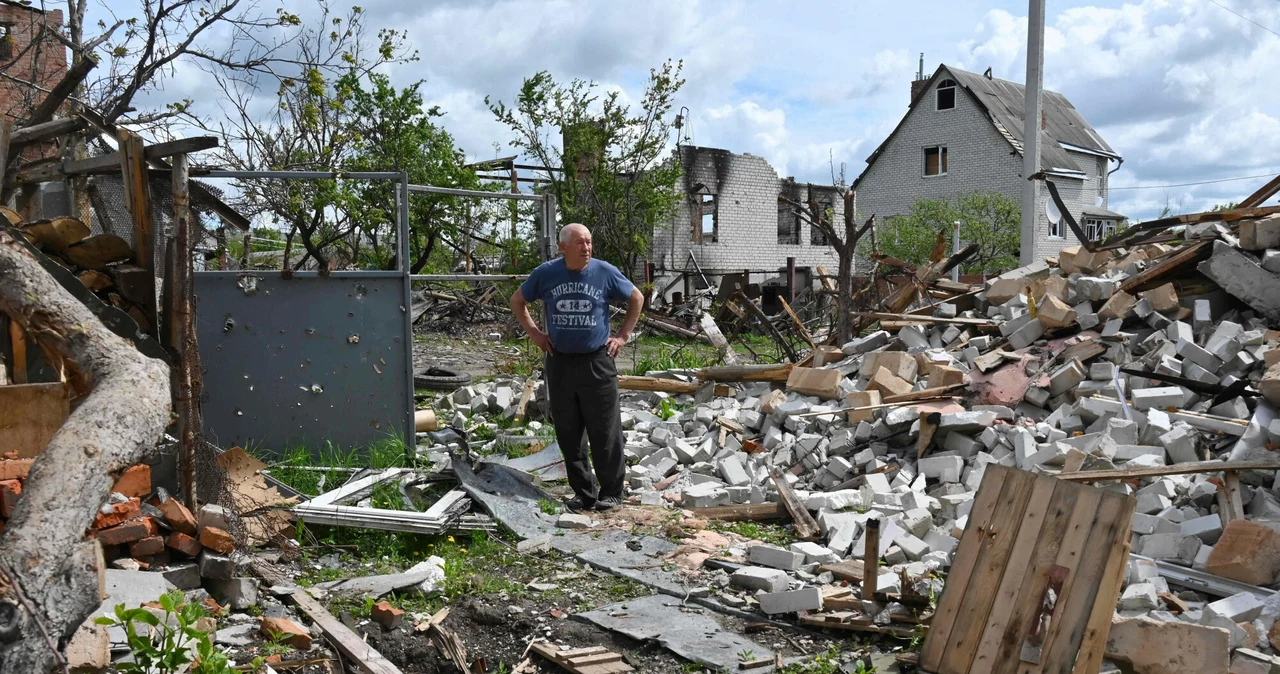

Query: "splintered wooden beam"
<box><xmin>617</xmin><ymin>375</ymin><xmax>730</xmax><ymax>397</ymax></box>
<box><xmin>770</xmin><ymin>467</ymin><xmax>820</xmax><ymax>539</ymax></box>
<box><xmin>696</xmin><ymin>363</ymin><xmax>793</xmax><ymax>382</ymax></box>
<box><xmin>698</xmin><ymin>311</ymin><xmax>740</xmax><ymax>365</ymax></box>
<box><xmin>118</xmin><ymin>130</ymin><xmax>157</xmax><ymax>333</ymax></box>
<box><xmin>778</xmin><ymin>298</ymin><xmax>816</xmax><ymax>349</ymax></box>
<box><xmin>289</xmin><ymin>591</ymin><xmax>403</xmax><ymax>674</ymax></box>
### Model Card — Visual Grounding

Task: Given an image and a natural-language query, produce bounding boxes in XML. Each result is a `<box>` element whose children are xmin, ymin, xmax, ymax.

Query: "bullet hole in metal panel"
<box><xmin>306</xmin><ymin>328</ymin><xmax>316</xmax><ymax>335</ymax></box>
<box><xmin>223</xmin><ymin>317</ymin><xmax>235</xmax><ymax>332</ymax></box>
<box><xmin>354</xmin><ymin>283</ymin><xmax>368</xmax><ymax>297</ymax></box>
<box><xmin>347</xmin><ymin>334</ymin><xmax>360</xmax><ymax>344</ymax></box>
<box><xmin>237</xmin><ymin>274</ymin><xmax>259</xmax><ymax>295</ymax></box>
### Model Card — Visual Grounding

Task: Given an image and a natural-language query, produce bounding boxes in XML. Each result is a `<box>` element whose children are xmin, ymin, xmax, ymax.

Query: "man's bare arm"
<box><xmin>510</xmin><ymin>289</ymin><xmax>552</xmax><ymax>353</ymax></box>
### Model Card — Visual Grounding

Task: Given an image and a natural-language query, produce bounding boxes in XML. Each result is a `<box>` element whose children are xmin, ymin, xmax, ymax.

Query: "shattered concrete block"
<box><xmin>1118</xmin><ymin>582</ymin><xmax>1160</xmax><ymax>610</ymax></box>
<box><xmin>205</xmin><ymin>577</ymin><xmax>259</xmax><ymax>610</ymax></box>
<box><xmin>1262</xmin><ymin>363</ymin><xmax>1280</xmax><ymax>409</ymax></box>
<box><xmin>1206</xmin><ymin>592</ymin><xmax>1264</xmax><ymax>623</ymax></box>
<box><xmin>196</xmin><ymin>504</ymin><xmax>230</xmax><ymax>532</ymax></box>
<box><xmin>896</xmin><ymin>533</ymin><xmax>930</xmax><ymax>561</ymax></box>
<box><xmin>1048</xmin><ymin>360</ymin><xmax>1087</xmax><ymax>397</ymax></box>
<box><xmin>986</xmin><ymin>277</ymin><xmax>1029</xmax><ymax>305</ymax></box>
<box><xmin>1240</xmin><ymin>214</ymin><xmax>1280</xmax><ymax>250</ymax></box>
<box><xmin>556</xmin><ymin>513</ymin><xmax>594</xmax><ymax>529</ymax></box>
<box><xmin>1007</xmin><ymin>318</ymin><xmax>1046</xmax><ymax>350</ymax></box>
<box><xmin>758</xmin><ymin>586</ymin><xmax>823</xmax><ymax>615</ymax></box>
<box><xmin>1038</xmin><ymin>295</ymin><xmax>1077</xmax><ymax>329</ymax></box>
<box><xmin>790</xmin><ymin>541</ymin><xmax>840</xmax><ymax>565</ymax></box>
<box><xmin>717</xmin><ymin>455</ymin><xmax>751</xmax><ymax>487</ymax></box>
<box><xmin>860</xmin><ymin>352</ymin><xmax>918</xmax><ymax>382</ymax></box>
<box><xmin>1159</xmin><ymin>425</ymin><xmax>1200</xmax><ymax>464</ymax></box>
<box><xmin>1133</xmin><ymin>387</ymin><xmax>1185</xmax><ymax>411</ymax></box>
<box><xmin>748</xmin><ymin>544</ymin><xmax>805</xmax><ymax>571</ymax></box>
<box><xmin>1231</xmin><ymin>649</ymin><xmax>1280</xmax><ymax>674</ymax></box>
<box><xmin>1206</xmin><ymin>520</ymin><xmax>1280</xmax><ymax>586</ymax></box>
<box><xmin>786</xmin><ymin>367</ymin><xmax>842</xmax><ymax>400</ymax></box>
<box><xmin>918</xmin><ymin>455</ymin><xmax>964</xmax><ymax>483</ymax></box>
<box><xmin>681</xmin><ymin>483</ymin><xmax>730</xmax><ymax>508</ymax></box>
<box><xmin>1105</xmin><ymin>617</ymin><xmax>1229</xmax><ymax>674</ymax></box>
<box><xmin>1098</xmin><ymin>290</ymin><xmax>1137</xmax><ymax>320</ymax></box>
<box><xmin>866</xmin><ymin>367</ymin><xmax>912</xmax><ymax>398</ymax></box>
<box><xmin>1264</xmin><ymin>250</ymin><xmax>1280</xmax><ymax>274</ymax></box>
<box><xmin>844</xmin><ymin>390</ymin><xmax>880</xmax><ymax>424</ymax></box>
<box><xmin>1199</xmin><ymin>241</ymin><xmax>1280</xmax><ymax>323</ymax></box>
<box><xmin>926</xmin><ymin>366</ymin><xmax>965</xmax><ymax>389</ymax></box>
<box><xmin>842</xmin><ymin>330</ymin><xmax>889</xmax><ymax>356</ymax></box>
<box><xmin>937</xmin><ymin>411</ymin><xmax>996</xmax><ymax>434</ymax></box>
<box><xmin>943</xmin><ymin>432</ymin><xmax>983</xmax><ymax>458</ymax></box>
<box><xmin>1140</xmin><ymin>532</ymin><xmax>1202</xmax><ymax>565</ymax></box>
<box><xmin>730</xmin><ymin>567</ymin><xmax>789</xmax><ymax>593</ymax></box>
<box><xmin>1140</xmin><ymin>283</ymin><xmax>1180</xmax><ymax>313</ymax></box>
<box><xmin>1181</xmin><ymin>514</ymin><xmax>1225</xmax><ymax>545</ymax></box>
<box><xmin>197</xmin><ymin>551</ymin><xmax>234</xmax><ymax>580</ymax></box>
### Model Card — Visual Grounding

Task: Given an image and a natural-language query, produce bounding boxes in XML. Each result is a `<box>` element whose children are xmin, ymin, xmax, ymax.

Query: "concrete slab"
<box><xmin>578</xmin><ymin>595</ymin><xmax>775</xmax><ymax>671</ymax></box>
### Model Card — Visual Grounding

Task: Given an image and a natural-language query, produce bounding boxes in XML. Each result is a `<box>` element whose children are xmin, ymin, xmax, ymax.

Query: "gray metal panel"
<box><xmin>195</xmin><ymin>271</ymin><xmax>411</xmax><ymax>455</ymax></box>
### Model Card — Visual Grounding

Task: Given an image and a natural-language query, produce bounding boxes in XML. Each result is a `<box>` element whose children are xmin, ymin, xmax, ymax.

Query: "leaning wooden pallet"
<box><xmin>917</xmin><ymin>464</ymin><xmax>1136</xmax><ymax>674</ymax></box>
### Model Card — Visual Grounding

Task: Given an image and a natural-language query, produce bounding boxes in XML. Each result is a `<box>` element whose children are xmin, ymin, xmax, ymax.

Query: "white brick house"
<box><xmin>647</xmin><ymin>145</ymin><xmax>845</xmax><ymax>302</ymax></box>
<box><xmin>852</xmin><ymin>64</ymin><xmax>1125</xmax><ymax>263</ymax></box>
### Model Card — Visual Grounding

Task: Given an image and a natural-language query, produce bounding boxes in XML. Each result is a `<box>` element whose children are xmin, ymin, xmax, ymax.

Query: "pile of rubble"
<box><xmin>420</xmin><ymin>208</ymin><xmax>1280</xmax><ymax>671</ymax></box>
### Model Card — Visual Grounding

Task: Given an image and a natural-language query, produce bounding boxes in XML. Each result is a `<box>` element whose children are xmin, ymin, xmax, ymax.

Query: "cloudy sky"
<box><xmin>98</xmin><ymin>0</ymin><xmax>1280</xmax><ymax>221</ymax></box>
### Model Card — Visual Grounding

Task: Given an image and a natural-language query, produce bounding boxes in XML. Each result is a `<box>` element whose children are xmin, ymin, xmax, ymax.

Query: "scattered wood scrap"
<box><xmin>530</xmin><ymin>643</ymin><xmax>634</xmax><ymax>674</ymax></box>
<box><xmin>289</xmin><ymin>590</ymin><xmax>403</xmax><ymax>674</ymax></box>
<box><xmin>769</xmin><ymin>467</ymin><xmax>820</xmax><ymax>539</ymax></box>
<box><xmin>617</xmin><ymin>375</ymin><xmax>730</xmax><ymax>397</ymax></box>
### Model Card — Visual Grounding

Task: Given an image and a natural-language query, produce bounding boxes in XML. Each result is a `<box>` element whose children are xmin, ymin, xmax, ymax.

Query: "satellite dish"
<box><xmin>1045</xmin><ymin>199</ymin><xmax>1062</xmax><ymax>224</ymax></box>
<box><xmin>1095</xmin><ymin>195</ymin><xmax>1105</xmax><ymax>207</ymax></box>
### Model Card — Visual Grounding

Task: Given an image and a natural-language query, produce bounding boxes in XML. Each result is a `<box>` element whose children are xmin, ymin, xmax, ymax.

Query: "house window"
<box><xmin>777</xmin><ymin>200</ymin><xmax>800</xmax><ymax>245</ymax></box>
<box><xmin>936</xmin><ymin>79</ymin><xmax>956</xmax><ymax>111</ymax></box>
<box><xmin>1048</xmin><ymin>217</ymin><xmax>1063</xmax><ymax>239</ymax></box>
<box><xmin>696</xmin><ymin>193</ymin><xmax>717</xmax><ymax>243</ymax></box>
<box><xmin>811</xmin><ymin>198</ymin><xmax>832</xmax><ymax>246</ymax></box>
<box><xmin>923</xmin><ymin>146</ymin><xmax>948</xmax><ymax>177</ymax></box>
<box><xmin>1084</xmin><ymin>217</ymin><xmax>1116</xmax><ymax>241</ymax></box>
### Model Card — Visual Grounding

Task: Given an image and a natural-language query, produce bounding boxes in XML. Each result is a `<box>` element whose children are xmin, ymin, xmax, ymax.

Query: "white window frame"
<box><xmin>1048</xmin><ymin>218</ymin><xmax>1064</xmax><ymax>239</ymax></box>
<box><xmin>936</xmin><ymin>79</ymin><xmax>957</xmax><ymax>111</ymax></box>
<box><xmin>923</xmin><ymin>145</ymin><xmax>948</xmax><ymax>178</ymax></box>
<box><xmin>1082</xmin><ymin>217</ymin><xmax>1116</xmax><ymax>242</ymax></box>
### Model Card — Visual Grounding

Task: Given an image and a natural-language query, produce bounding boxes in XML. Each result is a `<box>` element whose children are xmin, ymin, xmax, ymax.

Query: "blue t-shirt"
<box><xmin>520</xmin><ymin>258</ymin><xmax>635</xmax><ymax>354</ymax></box>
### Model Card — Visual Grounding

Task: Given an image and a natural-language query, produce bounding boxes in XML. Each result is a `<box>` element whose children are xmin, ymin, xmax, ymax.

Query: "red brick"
<box><xmin>129</xmin><ymin>536</ymin><xmax>164</xmax><ymax>558</ymax></box>
<box><xmin>0</xmin><ymin>480</ymin><xmax>21</xmax><ymax>518</ymax></box>
<box><xmin>166</xmin><ymin>532</ymin><xmax>202</xmax><ymax>558</ymax></box>
<box><xmin>0</xmin><ymin>460</ymin><xmax>31</xmax><ymax>481</ymax></box>
<box><xmin>95</xmin><ymin>521</ymin><xmax>150</xmax><ymax>546</ymax></box>
<box><xmin>198</xmin><ymin>526</ymin><xmax>234</xmax><ymax>554</ymax></box>
<box><xmin>157</xmin><ymin>498</ymin><xmax>197</xmax><ymax>536</ymax></box>
<box><xmin>260</xmin><ymin>617</ymin><xmax>311</xmax><ymax>649</ymax></box>
<box><xmin>202</xmin><ymin>597</ymin><xmax>225</xmax><ymax>617</ymax></box>
<box><xmin>93</xmin><ymin>498</ymin><xmax>140</xmax><ymax>529</ymax></box>
<box><xmin>371</xmin><ymin>600</ymin><xmax>404</xmax><ymax>629</ymax></box>
<box><xmin>112</xmin><ymin>465</ymin><xmax>151</xmax><ymax>499</ymax></box>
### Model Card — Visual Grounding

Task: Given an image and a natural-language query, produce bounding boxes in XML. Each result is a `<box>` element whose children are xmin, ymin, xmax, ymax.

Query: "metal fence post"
<box><xmin>398</xmin><ymin>173</ymin><xmax>415</xmax><ymax>452</ymax></box>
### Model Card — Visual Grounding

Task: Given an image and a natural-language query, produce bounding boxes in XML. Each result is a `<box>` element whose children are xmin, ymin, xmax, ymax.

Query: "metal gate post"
<box><xmin>398</xmin><ymin>174</ymin><xmax>415</xmax><ymax>451</ymax></box>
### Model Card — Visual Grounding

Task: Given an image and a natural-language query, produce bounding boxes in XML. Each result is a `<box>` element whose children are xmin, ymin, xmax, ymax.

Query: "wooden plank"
<box><xmin>1241</xmin><ymin>173</ymin><xmax>1280</xmax><ymax>209</ymax></box>
<box><xmin>990</xmin><ymin>484</ymin><xmax>1097</xmax><ymax>674</ymax></box>
<box><xmin>289</xmin><ymin>591</ymin><xmax>403</xmax><ymax>674</ymax></box>
<box><xmin>817</xmin><ymin>560</ymin><xmax>865</xmax><ymax>583</ymax></box>
<box><xmin>698</xmin><ymin>312</ymin><xmax>740</xmax><ymax>365</ymax></box>
<box><xmin>697</xmin><ymin>363</ymin><xmax>793</xmax><ymax>382</ymax></box>
<box><xmin>689</xmin><ymin>502</ymin><xmax>788</xmax><ymax>522</ymax></box>
<box><xmin>778</xmin><ymin>298</ymin><xmax>815</xmax><ymax>349</ymax></box>
<box><xmin>919</xmin><ymin>465</ymin><xmax>1011</xmax><ymax>672</ymax></box>
<box><xmin>17</xmin><ymin>136</ymin><xmax>221</xmax><ymax>183</ymax></box>
<box><xmin>968</xmin><ymin>476</ymin><xmax>1060</xmax><ymax>673</ymax></box>
<box><xmin>1054</xmin><ymin>459</ymin><xmax>1280</xmax><ymax>482</ymax></box>
<box><xmin>0</xmin><ymin>383</ymin><xmax>69</xmax><ymax>458</ymax></box>
<box><xmin>1072</xmin><ymin>537</ymin><xmax>1134</xmax><ymax>674</ymax></box>
<box><xmin>862</xmin><ymin>519</ymin><xmax>881</xmax><ymax>600</ymax></box>
<box><xmin>940</xmin><ymin>469</ymin><xmax>1039</xmax><ymax>674</ymax></box>
<box><xmin>1035</xmin><ymin>494</ymin><xmax>1134</xmax><ymax>674</ymax></box>
<box><xmin>770</xmin><ymin>467</ymin><xmax>820</xmax><ymax>539</ymax></box>
<box><xmin>8</xmin><ymin>318</ymin><xmax>26</xmax><ymax>384</ymax></box>
<box><xmin>118</xmin><ymin>130</ymin><xmax>157</xmax><ymax>334</ymax></box>
<box><xmin>617</xmin><ymin>375</ymin><xmax>730</xmax><ymax>397</ymax></box>
<box><xmin>883</xmin><ymin>384</ymin><xmax>966</xmax><ymax>404</ymax></box>
<box><xmin>852</xmin><ymin>311</ymin><xmax>996</xmax><ymax>327</ymax></box>
<box><xmin>514</xmin><ymin>375</ymin><xmax>539</xmax><ymax>421</ymax></box>
<box><xmin>797</xmin><ymin>614</ymin><xmax>918</xmax><ymax>638</ymax></box>
<box><xmin>1221</xmin><ymin>471</ymin><xmax>1246</xmax><ymax>522</ymax></box>
<box><xmin>1117</xmin><ymin>240</ymin><xmax>1210</xmax><ymax>294</ymax></box>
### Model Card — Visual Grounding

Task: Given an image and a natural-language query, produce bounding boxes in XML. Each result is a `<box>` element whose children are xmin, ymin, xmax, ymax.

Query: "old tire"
<box><xmin>414</xmin><ymin>366</ymin><xmax>472</xmax><ymax>391</ymax></box>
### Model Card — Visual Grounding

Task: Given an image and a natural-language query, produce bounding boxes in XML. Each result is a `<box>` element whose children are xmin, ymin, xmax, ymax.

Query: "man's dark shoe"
<box><xmin>564</xmin><ymin>496</ymin><xmax>595</xmax><ymax>513</ymax></box>
<box><xmin>595</xmin><ymin>496</ymin><xmax>623</xmax><ymax>512</ymax></box>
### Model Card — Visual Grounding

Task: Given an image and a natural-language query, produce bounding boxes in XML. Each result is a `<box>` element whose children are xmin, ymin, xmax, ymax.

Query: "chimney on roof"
<box><xmin>910</xmin><ymin>54</ymin><xmax>930</xmax><ymax>105</ymax></box>
<box><xmin>984</xmin><ymin>67</ymin><xmax>992</xmax><ymax>79</ymax></box>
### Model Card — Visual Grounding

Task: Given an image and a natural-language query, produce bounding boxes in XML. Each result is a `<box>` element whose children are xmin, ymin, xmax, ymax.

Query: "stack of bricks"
<box><xmin>0</xmin><ymin>452</ymin><xmax>33</xmax><ymax>534</ymax></box>
<box><xmin>86</xmin><ymin>464</ymin><xmax>236</xmax><ymax>578</ymax></box>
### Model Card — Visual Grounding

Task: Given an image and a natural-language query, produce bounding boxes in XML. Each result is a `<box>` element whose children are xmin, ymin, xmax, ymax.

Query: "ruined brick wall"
<box><xmin>647</xmin><ymin>145</ymin><xmax>845</xmax><ymax>301</ymax></box>
<box><xmin>853</xmin><ymin>77</ymin><xmax>1117</xmax><ymax>267</ymax></box>
<box><xmin>0</xmin><ymin>4</ymin><xmax>67</xmax><ymax>123</ymax></box>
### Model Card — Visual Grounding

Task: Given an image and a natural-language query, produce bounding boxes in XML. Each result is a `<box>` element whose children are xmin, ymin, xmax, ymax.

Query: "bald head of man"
<box><xmin>558</xmin><ymin>223</ymin><xmax>593</xmax><ymax>271</ymax></box>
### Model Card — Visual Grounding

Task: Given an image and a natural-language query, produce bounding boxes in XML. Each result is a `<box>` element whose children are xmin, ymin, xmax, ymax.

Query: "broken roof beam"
<box><xmin>14</xmin><ymin>136</ymin><xmax>220</xmax><ymax>183</ymax></box>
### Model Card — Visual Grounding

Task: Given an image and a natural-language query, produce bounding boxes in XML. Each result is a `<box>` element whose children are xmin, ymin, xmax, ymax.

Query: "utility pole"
<box><xmin>1020</xmin><ymin>0</ymin><xmax>1046</xmax><ymax>267</ymax></box>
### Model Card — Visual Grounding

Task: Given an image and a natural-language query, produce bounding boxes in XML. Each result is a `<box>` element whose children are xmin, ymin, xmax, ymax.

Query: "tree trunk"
<box><xmin>0</xmin><ymin>228</ymin><xmax>171</xmax><ymax>673</ymax></box>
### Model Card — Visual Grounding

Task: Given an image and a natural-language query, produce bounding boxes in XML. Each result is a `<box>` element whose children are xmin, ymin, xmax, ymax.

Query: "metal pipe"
<box><xmin>405</xmin><ymin>183</ymin><xmax>545</xmax><ymax>201</ymax></box>
<box><xmin>193</xmin><ymin>270</ymin><xmax>402</xmax><ymax>279</ymax></box>
<box><xmin>199</xmin><ymin>170</ymin><xmax>403</xmax><ymax>180</ymax></box>
<box><xmin>398</xmin><ymin>174</ymin><xmax>416</xmax><ymax>452</ymax></box>
<box><xmin>410</xmin><ymin>274</ymin><xmax>528</xmax><ymax>282</ymax></box>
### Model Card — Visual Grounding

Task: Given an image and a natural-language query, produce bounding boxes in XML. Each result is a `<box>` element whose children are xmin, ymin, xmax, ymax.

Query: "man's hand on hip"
<box><xmin>527</xmin><ymin>329</ymin><xmax>553</xmax><ymax>353</ymax></box>
<box><xmin>606</xmin><ymin>335</ymin><xmax>627</xmax><ymax>357</ymax></box>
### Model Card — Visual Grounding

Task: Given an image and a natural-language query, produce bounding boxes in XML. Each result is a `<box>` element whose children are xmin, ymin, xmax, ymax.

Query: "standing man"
<box><xmin>510</xmin><ymin>223</ymin><xmax>644</xmax><ymax>512</ymax></box>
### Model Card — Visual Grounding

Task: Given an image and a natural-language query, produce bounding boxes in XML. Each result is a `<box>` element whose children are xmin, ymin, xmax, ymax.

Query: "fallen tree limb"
<box><xmin>618</xmin><ymin>375</ymin><xmax>730</xmax><ymax>397</ymax></box>
<box><xmin>640</xmin><ymin>315</ymin><xmax>710</xmax><ymax>343</ymax></box>
<box><xmin>0</xmin><ymin>227</ymin><xmax>171</xmax><ymax>673</ymax></box>
<box><xmin>696</xmin><ymin>363</ymin><xmax>794</xmax><ymax>382</ymax></box>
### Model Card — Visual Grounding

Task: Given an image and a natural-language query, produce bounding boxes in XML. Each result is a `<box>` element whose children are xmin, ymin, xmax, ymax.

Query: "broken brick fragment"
<box><xmin>260</xmin><ymin>617</ymin><xmax>312</xmax><ymax>649</ymax></box>
<box><xmin>371</xmin><ymin>600</ymin><xmax>404</xmax><ymax>629</ymax></box>
<box><xmin>129</xmin><ymin>536</ymin><xmax>165</xmax><ymax>558</ymax></box>
<box><xmin>198</xmin><ymin>526</ymin><xmax>235</xmax><ymax>554</ymax></box>
<box><xmin>95</xmin><ymin>520</ymin><xmax>152</xmax><ymax>546</ymax></box>
<box><xmin>0</xmin><ymin>479</ymin><xmax>21</xmax><ymax>518</ymax></box>
<box><xmin>93</xmin><ymin>497</ymin><xmax>140</xmax><ymax>529</ymax></box>
<box><xmin>166</xmin><ymin>531</ymin><xmax>202</xmax><ymax>558</ymax></box>
<box><xmin>157</xmin><ymin>497</ymin><xmax>197</xmax><ymax>535</ymax></box>
<box><xmin>112</xmin><ymin>465</ymin><xmax>151</xmax><ymax>499</ymax></box>
<box><xmin>202</xmin><ymin>597</ymin><xmax>225</xmax><ymax>617</ymax></box>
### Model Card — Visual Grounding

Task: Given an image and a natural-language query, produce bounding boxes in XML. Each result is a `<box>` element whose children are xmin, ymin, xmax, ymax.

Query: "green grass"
<box><xmin>778</xmin><ymin>647</ymin><xmax>852</xmax><ymax>674</ymax></box>
<box><xmin>708</xmin><ymin>521</ymin><xmax>797</xmax><ymax>548</ymax></box>
<box><xmin>257</xmin><ymin>437</ymin><xmax>415</xmax><ymax>497</ymax></box>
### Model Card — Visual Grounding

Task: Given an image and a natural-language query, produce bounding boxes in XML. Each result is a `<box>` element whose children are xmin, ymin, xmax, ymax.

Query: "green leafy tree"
<box><xmin>339</xmin><ymin>71</ymin><xmax>493</xmax><ymax>272</ymax></box>
<box><xmin>487</xmin><ymin>60</ymin><xmax>685</xmax><ymax>273</ymax></box>
<box><xmin>862</xmin><ymin>191</ymin><xmax>1020</xmax><ymax>275</ymax></box>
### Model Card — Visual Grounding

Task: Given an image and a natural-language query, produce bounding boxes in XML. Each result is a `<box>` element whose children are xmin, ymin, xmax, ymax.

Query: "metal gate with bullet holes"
<box><xmin>194</xmin><ymin>171</ymin><xmax>556</xmax><ymax>455</ymax></box>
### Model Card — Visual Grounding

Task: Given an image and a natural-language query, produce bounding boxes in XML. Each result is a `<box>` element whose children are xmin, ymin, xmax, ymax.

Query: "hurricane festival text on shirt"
<box><xmin>548</xmin><ymin>281</ymin><xmax>603</xmax><ymax>329</ymax></box>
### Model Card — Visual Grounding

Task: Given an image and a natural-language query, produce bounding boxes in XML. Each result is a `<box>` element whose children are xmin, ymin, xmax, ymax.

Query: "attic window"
<box><xmin>923</xmin><ymin>146</ymin><xmax>948</xmax><ymax>177</ymax></box>
<box><xmin>936</xmin><ymin>79</ymin><xmax>956</xmax><ymax>111</ymax></box>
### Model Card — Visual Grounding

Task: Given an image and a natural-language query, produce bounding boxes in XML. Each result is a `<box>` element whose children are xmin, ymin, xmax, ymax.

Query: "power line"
<box><xmin>1109</xmin><ymin>171</ymin><xmax>1279</xmax><ymax>190</ymax></box>
<box><xmin>1206</xmin><ymin>0</ymin><xmax>1280</xmax><ymax>38</ymax></box>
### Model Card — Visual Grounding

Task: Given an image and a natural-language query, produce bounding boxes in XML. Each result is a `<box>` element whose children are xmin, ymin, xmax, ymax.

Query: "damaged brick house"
<box><xmin>853</xmin><ymin>63</ymin><xmax>1125</xmax><ymax>263</ymax></box>
<box><xmin>648</xmin><ymin>145</ymin><xmax>846</xmax><ymax>303</ymax></box>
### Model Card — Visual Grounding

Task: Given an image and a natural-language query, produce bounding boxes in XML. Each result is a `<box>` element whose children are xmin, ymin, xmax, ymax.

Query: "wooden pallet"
<box><xmin>529</xmin><ymin>643</ymin><xmax>634</xmax><ymax>674</ymax></box>
<box><xmin>917</xmin><ymin>464</ymin><xmax>1135</xmax><ymax>674</ymax></box>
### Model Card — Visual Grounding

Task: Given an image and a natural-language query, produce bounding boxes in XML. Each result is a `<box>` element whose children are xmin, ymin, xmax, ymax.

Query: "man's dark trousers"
<box><xmin>545</xmin><ymin>347</ymin><xmax>625</xmax><ymax>503</ymax></box>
